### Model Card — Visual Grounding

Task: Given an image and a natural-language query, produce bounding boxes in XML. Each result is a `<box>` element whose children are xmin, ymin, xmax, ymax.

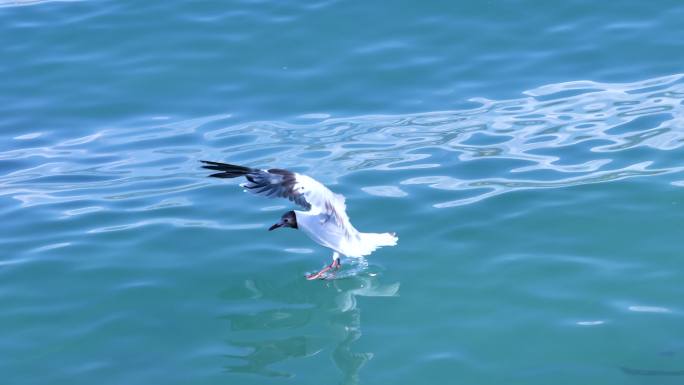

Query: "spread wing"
<box><xmin>200</xmin><ymin>161</ymin><xmax>350</xmax><ymax>228</ymax></box>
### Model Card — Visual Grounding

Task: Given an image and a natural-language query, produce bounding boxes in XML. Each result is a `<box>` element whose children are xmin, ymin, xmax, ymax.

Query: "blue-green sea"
<box><xmin>2</xmin><ymin>1</ymin><xmax>684</xmax><ymax>384</ymax></box>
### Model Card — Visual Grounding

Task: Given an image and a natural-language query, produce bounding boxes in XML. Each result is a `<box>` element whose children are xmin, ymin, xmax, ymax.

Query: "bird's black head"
<box><xmin>268</xmin><ymin>210</ymin><xmax>298</xmax><ymax>231</ymax></box>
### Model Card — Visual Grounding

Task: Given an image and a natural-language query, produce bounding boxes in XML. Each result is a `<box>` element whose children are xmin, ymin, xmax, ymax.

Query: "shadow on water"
<box><xmin>219</xmin><ymin>272</ymin><xmax>399</xmax><ymax>384</ymax></box>
<box><xmin>621</xmin><ymin>367</ymin><xmax>684</xmax><ymax>376</ymax></box>
<box><xmin>620</xmin><ymin>343</ymin><xmax>684</xmax><ymax>378</ymax></box>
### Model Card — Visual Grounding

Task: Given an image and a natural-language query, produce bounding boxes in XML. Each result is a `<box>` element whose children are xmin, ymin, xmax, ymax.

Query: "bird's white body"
<box><xmin>295</xmin><ymin>209</ymin><xmax>396</xmax><ymax>258</ymax></box>
<box><xmin>290</xmin><ymin>173</ymin><xmax>397</xmax><ymax>258</ymax></box>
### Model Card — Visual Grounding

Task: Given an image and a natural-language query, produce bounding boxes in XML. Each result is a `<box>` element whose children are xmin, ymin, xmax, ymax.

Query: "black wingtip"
<box><xmin>201</xmin><ymin>160</ymin><xmax>254</xmax><ymax>178</ymax></box>
<box><xmin>207</xmin><ymin>172</ymin><xmax>231</xmax><ymax>178</ymax></box>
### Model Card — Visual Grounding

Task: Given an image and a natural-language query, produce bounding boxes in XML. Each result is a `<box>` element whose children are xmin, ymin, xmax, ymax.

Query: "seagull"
<box><xmin>201</xmin><ymin>160</ymin><xmax>398</xmax><ymax>280</ymax></box>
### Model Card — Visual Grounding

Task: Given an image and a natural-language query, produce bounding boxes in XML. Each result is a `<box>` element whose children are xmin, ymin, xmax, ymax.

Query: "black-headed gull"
<box><xmin>201</xmin><ymin>161</ymin><xmax>398</xmax><ymax>279</ymax></box>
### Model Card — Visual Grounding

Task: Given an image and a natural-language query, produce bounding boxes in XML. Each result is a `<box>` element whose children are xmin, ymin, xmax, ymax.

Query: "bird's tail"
<box><xmin>356</xmin><ymin>231</ymin><xmax>398</xmax><ymax>256</ymax></box>
<box><xmin>200</xmin><ymin>160</ymin><xmax>254</xmax><ymax>178</ymax></box>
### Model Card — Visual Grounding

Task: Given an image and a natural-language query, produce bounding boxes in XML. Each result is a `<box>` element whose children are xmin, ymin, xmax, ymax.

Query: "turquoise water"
<box><xmin>2</xmin><ymin>1</ymin><xmax>684</xmax><ymax>384</ymax></box>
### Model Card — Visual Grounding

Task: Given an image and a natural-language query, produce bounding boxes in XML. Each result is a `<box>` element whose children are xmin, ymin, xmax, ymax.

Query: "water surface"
<box><xmin>1</xmin><ymin>1</ymin><xmax>684</xmax><ymax>384</ymax></box>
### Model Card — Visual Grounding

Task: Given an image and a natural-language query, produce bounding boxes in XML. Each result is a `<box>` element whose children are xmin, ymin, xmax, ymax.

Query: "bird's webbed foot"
<box><xmin>306</xmin><ymin>255</ymin><xmax>341</xmax><ymax>280</ymax></box>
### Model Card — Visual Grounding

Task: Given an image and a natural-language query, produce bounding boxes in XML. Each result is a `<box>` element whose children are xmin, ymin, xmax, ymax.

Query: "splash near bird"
<box><xmin>201</xmin><ymin>161</ymin><xmax>398</xmax><ymax>280</ymax></box>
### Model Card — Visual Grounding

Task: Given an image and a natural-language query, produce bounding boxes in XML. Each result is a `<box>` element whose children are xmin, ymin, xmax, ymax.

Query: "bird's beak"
<box><xmin>268</xmin><ymin>221</ymin><xmax>283</xmax><ymax>231</ymax></box>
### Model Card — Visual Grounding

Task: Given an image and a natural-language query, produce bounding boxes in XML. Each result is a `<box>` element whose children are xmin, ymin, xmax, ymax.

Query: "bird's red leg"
<box><xmin>306</xmin><ymin>264</ymin><xmax>333</xmax><ymax>280</ymax></box>
<box><xmin>306</xmin><ymin>253</ymin><xmax>341</xmax><ymax>280</ymax></box>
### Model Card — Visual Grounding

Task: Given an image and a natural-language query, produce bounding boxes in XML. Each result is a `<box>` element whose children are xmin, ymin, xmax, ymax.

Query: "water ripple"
<box><xmin>0</xmin><ymin>0</ymin><xmax>80</xmax><ymax>7</ymax></box>
<box><xmin>1</xmin><ymin>74</ymin><xmax>683</xmax><ymax>218</ymax></box>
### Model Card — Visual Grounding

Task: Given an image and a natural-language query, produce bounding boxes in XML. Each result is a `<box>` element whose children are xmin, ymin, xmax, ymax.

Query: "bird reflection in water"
<box><xmin>220</xmin><ymin>272</ymin><xmax>399</xmax><ymax>383</ymax></box>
